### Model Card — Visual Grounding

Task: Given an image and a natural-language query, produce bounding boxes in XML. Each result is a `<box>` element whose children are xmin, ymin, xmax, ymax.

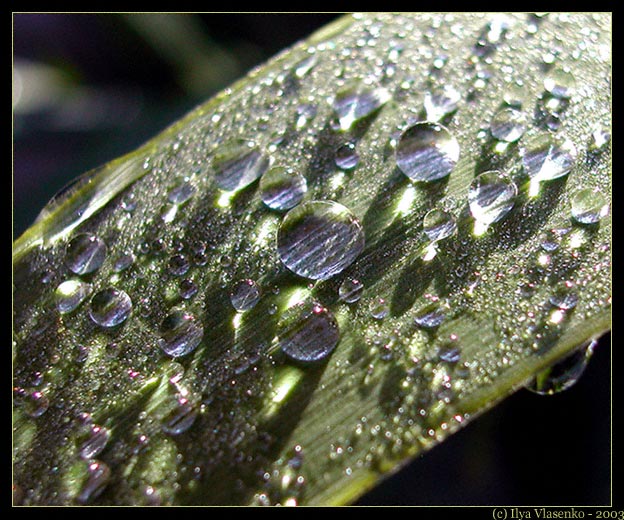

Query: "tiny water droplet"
<box><xmin>77</xmin><ymin>460</ymin><xmax>110</xmax><ymax>504</ymax></box>
<box><xmin>55</xmin><ymin>279</ymin><xmax>92</xmax><ymax>314</ymax></box>
<box><xmin>277</xmin><ymin>201</ymin><xmax>365</xmax><ymax>281</ymax></box>
<box><xmin>65</xmin><ymin>234</ymin><xmax>107</xmax><ymax>275</ymax></box>
<box><xmin>88</xmin><ymin>288</ymin><xmax>132</xmax><ymax>327</ymax></box>
<box><xmin>543</xmin><ymin>67</ymin><xmax>575</xmax><ymax>99</ymax></box>
<box><xmin>158</xmin><ymin>310</ymin><xmax>204</xmax><ymax>358</ymax></box>
<box><xmin>332</xmin><ymin>82</ymin><xmax>391</xmax><ymax>131</ymax></box>
<box><xmin>570</xmin><ymin>188</ymin><xmax>609</xmax><ymax>225</ymax></box>
<box><xmin>396</xmin><ymin>122</ymin><xmax>460</xmax><ymax>182</ymax></box>
<box><xmin>423</xmin><ymin>208</ymin><xmax>457</xmax><ymax>243</ymax></box>
<box><xmin>468</xmin><ymin>171</ymin><xmax>517</xmax><ymax>234</ymax></box>
<box><xmin>489</xmin><ymin>108</ymin><xmax>527</xmax><ymax>143</ymax></box>
<box><xmin>213</xmin><ymin>139</ymin><xmax>270</xmax><ymax>192</ymax></box>
<box><xmin>338</xmin><ymin>277</ymin><xmax>364</xmax><ymax>303</ymax></box>
<box><xmin>423</xmin><ymin>85</ymin><xmax>461</xmax><ymax>122</ymax></box>
<box><xmin>521</xmin><ymin>134</ymin><xmax>577</xmax><ymax>196</ymax></box>
<box><xmin>162</xmin><ymin>398</ymin><xmax>198</xmax><ymax>436</ymax></box>
<box><xmin>277</xmin><ymin>300</ymin><xmax>340</xmax><ymax>362</ymax></box>
<box><xmin>79</xmin><ymin>425</ymin><xmax>111</xmax><ymax>460</ymax></box>
<box><xmin>335</xmin><ymin>142</ymin><xmax>360</xmax><ymax>170</ymax></box>
<box><xmin>230</xmin><ymin>279</ymin><xmax>262</xmax><ymax>312</ymax></box>
<box><xmin>259</xmin><ymin>166</ymin><xmax>307</xmax><ymax>211</ymax></box>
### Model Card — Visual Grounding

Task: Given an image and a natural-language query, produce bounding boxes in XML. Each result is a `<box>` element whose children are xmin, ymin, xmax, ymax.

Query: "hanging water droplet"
<box><xmin>277</xmin><ymin>300</ymin><xmax>340</xmax><ymax>363</ymax></box>
<box><xmin>468</xmin><ymin>171</ymin><xmax>517</xmax><ymax>235</ymax></box>
<box><xmin>423</xmin><ymin>208</ymin><xmax>457</xmax><ymax>243</ymax></box>
<box><xmin>77</xmin><ymin>460</ymin><xmax>110</xmax><ymax>504</ymax></box>
<box><xmin>335</xmin><ymin>142</ymin><xmax>360</xmax><ymax>170</ymax></box>
<box><xmin>489</xmin><ymin>108</ymin><xmax>527</xmax><ymax>143</ymax></box>
<box><xmin>277</xmin><ymin>201</ymin><xmax>365</xmax><ymax>281</ymax></box>
<box><xmin>423</xmin><ymin>85</ymin><xmax>461</xmax><ymax>122</ymax></box>
<box><xmin>167</xmin><ymin>254</ymin><xmax>190</xmax><ymax>277</ymax></box>
<box><xmin>23</xmin><ymin>389</ymin><xmax>49</xmax><ymax>418</ymax></box>
<box><xmin>158</xmin><ymin>310</ymin><xmax>204</xmax><ymax>358</ymax></box>
<box><xmin>396</xmin><ymin>122</ymin><xmax>460</xmax><ymax>183</ymax></box>
<box><xmin>79</xmin><ymin>425</ymin><xmax>111</xmax><ymax>460</ymax></box>
<box><xmin>55</xmin><ymin>279</ymin><xmax>92</xmax><ymax>314</ymax></box>
<box><xmin>370</xmin><ymin>298</ymin><xmax>389</xmax><ymax>320</ymax></box>
<box><xmin>549</xmin><ymin>283</ymin><xmax>579</xmax><ymax>310</ymax></box>
<box><xmin>414</xmin><ymin>303</ymin><xmax>447</xmax><ymax>329</ymax></box>
<box><xmin>259</xmin><ymin>166</ymin><xmax>307</xmax><ymax>211</ymax></box>
<box><xmin>162</xmin><ymin>398</ymin><xmax>198</xmax><ymax>436</ymax></box>
<box><xmin>88</xmin><ymin>287</ymin><xmax>132</xmax><ymax>328</ymax></box>
<box><xmin>213</xmin><ymin>139</ymin><xmax>270</xmax><ymax>192</ymax></box>
<box><xmin>332</xmin><ymin>82</ymin><xmax>391</xmax><ymax>131</ymax></box>
<box><xmin>526</xmin><ymin>339</ymin><xmax>596</xmax><ymax>395</ymax></box>
<box><xmin>570</xmin><ymin>188</ymin><xmax>609</xmax><ymax>225</ymax></box>
<box><xmin>521</xmin><ymin>134</ymin><xmax>577</xmax><ymax>196</ymax></box>
<box><xmin>338</xmin><ymin>277</ymin><xmax>364</xmax><ymax>303</ymax></box>
<box><xmin>230</xmin><ymin>279</ymin><xmax>262</xmax><ymax>312</ymax></box>
<box><xmin>65</xmin><ymin>233</ymin><xmax>107</xmax><ymax>275</ymax></box>
<box><xmin>543</xmin><ymin>67</ymin><xmax>576</xmax><ymax>99</ymax></box>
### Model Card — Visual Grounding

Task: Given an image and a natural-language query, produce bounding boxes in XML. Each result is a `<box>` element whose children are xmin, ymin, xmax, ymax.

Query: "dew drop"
<box><xmin>549</xmin><ymin>283</ymin><xmax>579</xmax><ymax>310</ymax></box>
<box><xmin>332</xmin><ymin>82</ymin><xmax>391</xmax><ymax>131</ymax></box>
<box><xmin>277</xmin><ymin>300</ymin><xmax>340</xmax><ymax>362</ymax></box>
<box><xmin>335</xmin><ymin>142</ymin><xmax>360</xmax><ymax>170</ymax></box>
<box><xmin>338</xmin><ymin>277</ymin><xmax>364</xmax><ymax>303</ymax></box>
<box><xmin>230</xmin><ymin>279</ymin><xmax>262</xmax><ymax>312</ymax></box>
<box><xmin>79</xmin><ymin>425</ymin><xmax>111</xmax><ymax>460</ymax></box>
<box><xmin>55</xmin><ymin>279</ymin><xmax>92</xmax><ymax>314</ymax></box>
<box><xmin>88</xmin><ymin>287</ymin><xmax>132</xmax><ymax>327</ymax></box>
<box><xmin>370</xmin><ymin>298</ymin><xmax>389</xmax><ymax>320</ymax></box>
<box><xmin>65</xmin><ymin>233</ymin><xmax>107</xmax><ymax>275</ymax></box>
<box><xmin>213</xmin><ymin>139</ymin><xmax>270</xmax><ymax>192</ymax></box>
<box><xmin>23</xmin><ymin>389</ymin><xmax>49</xmax><ymax>418</ymax></box>
<box><xmin>167</xmin><ymin>180</ymin><xmax>196</xmax><ymax>204</ymax></box>
<box><xmin>489</xmin><ymin>108</ymin><xmax>527</xmax><ymax>143</ymax></box>
<box><xmin>414</xmin><ymin>303</ymin><xmax>447</xmax><ymax>329</ymax></box>
<box><xmin>167</xmin><ymin>254</ymin><xmax>190</xmax><ymax>277</ymax></box>
<box><xmin>543</xmin><ymin>67</ymin><xmax>576</xmax><ymax>99</ymax></box>
<box><xmin>277</xmin><ymin>201</ymin><xmax>365</xmax><ymax>281</ymax></box>
<box><xmin>589</xmin><ymin>127</ymin><xmax>611</xmax><ymax>152</ymax></box>
<box><xmin>259</xmin><ymin>166</ymin><xmax>307</xmax><ymax>211</ymax></box>
<box><xmin>396</xmin><ymin>122</ymin><xmax>460</xmax><ymax>183</ymax></box>
<box><xmin>179</xmin><ymin>279</ymin><xmax>198</xmax><ymax>300</ymax></box>
<box><xmin>77</xmin><ymin>460</ymin><xmax>110</xmax><ymax>505</ymax></box>
<box><xmin>570</xmin><ymin>188</ymin><xmax>609</xmax><ymax>225</ymax></box>
<box><xmin>423</xmin><ymin>85</ymin><xmax>461</xmax><ymax>122</ymax></box>
<box><xmin>293</xmin><ymin>54</ymin><xmax>318</xmax><ymax>79</ymax></box>
<box><xmin>113</xmin><ymin>252</ymin><xmax>135</xmax><ymax>272</ymax></box>
<box><xmin>521</xmin><ymin>134</ymin><xmax>577</xmax><ymax>196</ymax></box>
<box><xmin>162</xmin><ymin>398</ymin><xmax>198</xmax><ymax>436</ymax></box>
<box><xmin>158</xmin><ymin>310</ymin><xmax>204</xmax><ymax>358</ymax></box>
<box><xmin>422</xmin><ymin>208</ymin><xmax>457</xmax><ymax>243</ymax></box>
<box><xmin>503</xmin><ymin>81</ymin><xmax>528</xmax><ymax>108</ymax></box>
<box><xmin>468</xmin><ymin>171</ymin><xmax>517</xmax><ymax>234</ymax></box>
<box><xmin>438</xmin><ymin>343</ymin><xmax>461</xmax><ymax>363</ymax></box>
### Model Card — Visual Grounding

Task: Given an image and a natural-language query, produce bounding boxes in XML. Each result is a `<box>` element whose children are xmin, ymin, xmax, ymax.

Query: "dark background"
<box><xmin>12</xmin><ymin>13</ymin><xmax>614</xmax><ymax>506</ymax></box>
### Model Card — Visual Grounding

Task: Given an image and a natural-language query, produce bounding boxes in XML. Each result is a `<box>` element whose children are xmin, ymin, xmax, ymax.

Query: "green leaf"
<box><xmin>13</xmin><ymin>12</ymin><xmax>611</xmax><ymax>506</ymax></box>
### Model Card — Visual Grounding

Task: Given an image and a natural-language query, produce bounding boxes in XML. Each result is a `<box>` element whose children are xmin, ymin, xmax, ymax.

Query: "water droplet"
<box><xmin>23</xmin><ymin>389</ymin><xmax>49</xmax><ymax>418</ymax></box>
<box><xmin>88</xmin><ymin>288</ymin><xmax>132</xmax><ymax>327</ymax></box>
<box><xmin>162</xmin><ymin>398</ymin><xmax>198</xmax><ymax>435</ymax></box>
<box><xmin>230</xmin><ymin>279</ymin><xmax>262</xmax><ymax>312</ymax></box>
<box><xmin>338</xmin><ymin>277</ymin><xmax>364</xmax><ymax>303</ymax></box>
<box><xmin>543</xmin><ymin>67</ymin><xmax>575</xmax><ymax>99</ymax></box>
<box><xmin>277</xmin><ymin>201</ymin><xmax>365</xmax><ymax>281</ymax></box>
<box><xmin>167</xmin><ymin>180</ymin><xmax>196</xmax><ymax>204</ymax></box>
<box><xmin>526</xmin><ymin>339</ymin><xmax>596</xmax><ymax>395</ymax></box>
<box><xmin>259</xmin><ymin>166</ymin><xmax>307</xmax><ymax>211</ymax></box>
<box><xmin>167</xmin><ymin>254</ymin><xmax>190</xmax><ymax>276</ymax></box>
<box><xmin>55</xmin><ymin>279</ymin><xmax>92</xmax><ymax>314</ymax></box>
<box><xmin>549</xmin><ymin>283</ymin><xmax>579</xmax><ymax>310</ymax></box>
<box><xmin>65</xmin><ymin>233</ymin><xmax>107</xmax><ymax>275</ymax></box>
<box><xmin>77</xmin><ymin>460</ymin><xmax>110</xmax><ymax>504</ymax></box>
<box><xmin>335</xmin><ymin>142</ymin><xmax>360</xmax><ymax>170</ymax></box>
<box><xmin>213</xmin><ymin>139</ymin><xmax>270</xmax><ymax>192</ymax></box>
<box><xmin>473</xmin><ymin>16</ymin><xmax>510</xmax><ymax>57</ymax></box>
<box><xmin>396</xmin><ymin>122</ymin><xmax>460</xmax><ymax>183</ymax></box>
<box><xmin>113</xmin><ymin>252</ymin><xmax>135</xmax><ymax>272</ymax></box>
<box><xmin>332</xmin><ymin>82</ymin><xmax>391</xmax><ymax>131</ymax></box>
<box><xmin>414</xmin><ymin>303</ymin><xmax>447</xmax><ymax>329</ymax></box>
<box><xmin>589</xmin><ymin>127</ymin><xmax>611</xmax><ymax>152</ymax></box>
<box><xmin>295</xmin><ymin>103</ymin><xmax>317</xmax><ymax>130</ymax></box>
<box><xmin>489</xmin><ymin>108</ymin><xmax>527</xmax><ymax>143</ymax></box>
<box><xmin>179</xmin><ymin>279</ymin><xmax>198</xmax><ymax>300</ymax></box>
<box><xmin>438</xmin><ymin>343</ymin><xmax>461</xmax><ymax>363</ymax></box>
<box><xmin>570</xmin><ymin>188</ymin><xmax>609</xmax><ymax>225</ymax></box>
<box><xmin>521</xmin><ymin>134</ymin><xmax>577</xmax><ymax>196</ymax></box>
<box><xmin>468</xmin><ymin>171</ymin><xmax>517</xmax><ymax>234</ymax></box>
<box><xmin>121</xmin><ymin>192</ymin><xmax>137</xmax><ymax>212</ymax></box>
<box><xmin>158</xmin><ymin>310</ymin><xmax>204</xmax><ymax>358</ymax></box>
<box><xmin>277</xmin><ymin>300</ymin><xmax>340</xmax><ymax>362</ymax></box>
<box><xmin>423</xmin><ymin>85</ymin><xmax>461</xmax><ymax>122</ymax></box>
<box><xmin>293</xmin><ymin>54</ymin><xmax>318</xmax><ymax>79</ymax></box>
<box><xmin>370</xmin><ymin>298</ymin><xmax>389</xmax><ymax>320</ymax></box>
<box><xmin>79</xmin><ymin>425</ymin><xmax>111</xmax><ymax>460</ymax></box>
<box><xmin>422</xmin><ymin>208</ymin><xmax>457</xmax><ymax>243</ymax></box>
<box><xmin>503</xmin><ymin>81</ymin><xmax>528</xmax><ymax>108</ymax></box>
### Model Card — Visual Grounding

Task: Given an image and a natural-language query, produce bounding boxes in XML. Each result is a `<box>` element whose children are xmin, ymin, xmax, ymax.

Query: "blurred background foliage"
<box><xmin>12</xmin><ymin>13</ymin><xmax>611</xmax><ymax>506</ymax></box>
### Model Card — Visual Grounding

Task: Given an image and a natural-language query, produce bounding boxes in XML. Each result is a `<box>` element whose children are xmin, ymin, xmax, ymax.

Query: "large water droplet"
<box><xmin>213</xmin><ymin>139</ymin><xmax>270</xmax><ymax>192</ymax></box>
<box><xmin>396</xmin><ymin>122</ymin><xmax>460</xmax><ymax>182</ymax></box>
<box><xmin>277</xmin><ymin>300</ymin><xmax>340</xmax><ymax>362</ymax></box>
<box><xmin>88</xmin><ymin>288</ymin><xmax>132</xmax><ymax>327</ymax></box>
<box><xmin>543</xmin><ymin>67</ymin><xmax>576</xmax><ymax>99</ymax></box>
<box><xmin>158</xmin><ymin>310</ymin><xmax>204</xmax><ymax>358</ymax></box>
<box><xmin>65</xmin><ymin>233</ymin><xmax>107</xmax><ymax>275</ymax></box>
<box><xmin>423</xmin><ymin>85</ymin><xmax>461</xmax><ymax>122</ymax></box>
<box><xmin>332</xmin><ymin>82</ymin><xmax>391</xmax><ymax>131</ymax></box>
<box><xmin>338</xmin><ymin>277</ymin><xmax>364</xmax><ymax>303</ymax></box>
<box><xmin>259</xmin><ymin>166</ymin><xmax>307</xmax><ymax>211</ymax></box>
<box><xmin>77</xmin><ymin>460</ymin><xmax>110</xmax><ymax>504</ymax></box>
<box><xmin>79</xmin><ymin>425</ymin><xmax>111</xmax><ymax>460</ymax></box>
<box><xmin>570</xmin><ymin>188</ymin><xmax>609</xmax><ymax>225</ymax></box>
<box><xmin>277</xmin><ymin>201</ymin><xmax>365</xmax><ymax>281</ymax></box>
<box><xmin>469</xmin><ymin>171</ymin><xmax>517</xmax><ymax>235</ymax></box>
<box><xmin>490</xmin><ymin>108</ymin><xmax>527</xmax><ymax>143</ymax></box>
<box><xmin>230</xmin><ymin>279</ymin><xmax>262</xmax><ymax>312</ymax></box>
<box><xmin>55</xmin><ymin>279</ymin><xmax>92</xmax><ymax>314</ymax></box>
<box><xmin>522</xmin><ymin>134</ymin><xmax>577</xmax><ymax>196</ymax></box>
<box><xmin>526</xmin><ymin>339</ymin><xmax>596</xmax><ymax>395</ymax></box>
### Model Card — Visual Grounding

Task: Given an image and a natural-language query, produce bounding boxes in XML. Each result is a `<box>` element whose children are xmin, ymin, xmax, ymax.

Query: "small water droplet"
<box><xmin>65</xmin><ymin>233</ymin><xmax>107</xmax><ymax>275</ymax></box>
<box><xmin>179</xmin><ymin>279</ymin><xmax>198</xmax><ymax>300</ymax></box>
<box><xmin>230</xmin><ymin>279</ymin><xmax>262</xmax><ymax>312</ymax></box>
<box><xmin>213</xmin><ymin>139</ymin><xmax>270</xmax><ymax>192</ymax></box>
<box><xmin>370</xmin><ymin>298</ymin><xmax>389</xmax><ymax>320</ymax></box>
<box><xmin>295</xmin><ymin>103</ymin><xmax>317</xmax><ymax>130</ymax></box>
<box><xmin>503</xmin><ymin>81</ymin><xmax>528</xmax><ymax>108</ymax></box>
<box><xmin>167</xmin><ymin>180</ymin><xmax>196</xmax><ymax>204</ymax></box>
<box><xmin>423</xmin><ymin>85</ymin><xmax>461</xmax><ymax>122</ymax></box>
<box><xmin>473</xmin><ymin>16</ymin><xmax>510</xmax><ymax>57</ymax></box>
<box><xmin>335</xmin><ymin>142</ymin><xmax>360</xmax><ymax>170</ymax></box>
<box><xmin>79</xmin><ymin>425</ymin><xmax>111</xmax><ymax>460</ymax></box>
<box><xmin>338</xmin><ymin>277</ymin><xmax>364</xmax><ymax>303</ymax></box>
<box><xmin>121</xmin><ymin>193</ymin><xmax>137</xmax><ymax>212</ymax></box>
<box><xmin>521</xmin><ymin>134</ymin><xmax>577</xmax><ymax>196</ymax></box>
<box><xmin>293</xmin><ymin>54</ymin><xmax>318</xmax><ymax>79</ymax></box>
<box><xmin>23</xmin><ymin>389</ymin><xmax>49</xmax><ymax>418</ymax></box>
<box><xmin>259</xmin><ymin>166</ymin><xmax>307</xmax><ymax>211</ymax></box>
<box><xmin>589</xmin><ymin>127</ymin><xmax>611</xmax><ymax>152</ymax></box>
<box><xmin>88</xmin><ymin>288</ymin><xmax>132</xmax><ymax>327</ymax></box>
<box><xmin>277</xmin><ymin>300</ymin><xmax>340</xmax><ymax>362</ymax></box>
<box><xmin>438</xmin><ymin>343</ymin><xmax>461</xmax><ymax>363</ymax></box>
<box><xmin>168</xmin><ymin>254</ymin><xmax>190</xmax><ymax>276</ymax></box>
<box><xmin>423</xmin><ymin>208</ymin><xmax>457</xmax><ymax>243</ymax></box>
<box><xmin>549</xmin><ymin>283</ymin><xmax>579</xmax><ymax>310</ymax></box>
<box><xmin>570</xmin><ymin>188</ymin><xmax>609</xmax><ymax>225</ymax></box>
<box><xmin>414</xmin><ymin>303</ymin><xmax>447</xmax><ymax>329</ymax></box>
<box><xmin>55</xmin><ymin>279</ymin><xmax>92</xmax><ymax>314</ymax></box>
<box><xmin>468</xmin><ymin>171</ymin><xmax>517</xmax><ymax>234</ymax></box>
<box><xmin>396</xmin><ymin>122</ymin><xmax>460</xmax><ymax>182</ymax></box>
<box><xmin>543</xmin><ymin>67</ymin><xmax>575</xmax><ymax>99</ymax></box>
<box><xmin>162</xmin><ymin>398</ymin><xmax>198</xmax><ymax>435</ymax></box>
<box><xmin>277</xmin><ymin>201</ymin><xmax>365</xmax><ymax>281</ymax></box>
<box><xmin>77</xmin><ymin>460</ymin><xmax>110</xmax><ymax>504</ymax></box>
<box><xmin>113</xmin><ymin>252</ymin><xmax>135</xmax><ymax>272</ymax></box>
<box><xmin>332</xmin><ymin>82</ymin><xmax>391</xmax><ymax>131</ymax></box>
<box><xmin>158</xmin><ymin>310</ymin><xmax>204</xmax><ymax>358</ymax></box>
<box><xmin>489</xmin><ymin>108</ymin><xmax>527</xmax><ymax>143</ymax></box>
